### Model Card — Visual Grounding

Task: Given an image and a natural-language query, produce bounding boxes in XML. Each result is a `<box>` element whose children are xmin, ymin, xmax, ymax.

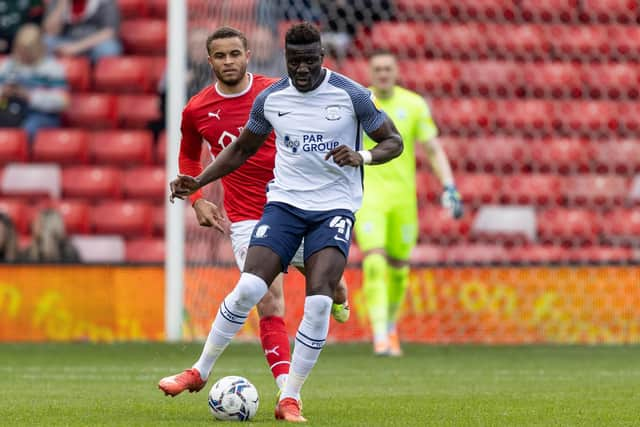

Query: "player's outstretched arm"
<box><xmin>170</xmin><ymin>129</ymin><xmax>268</xmax><ymax>201</ymax></box>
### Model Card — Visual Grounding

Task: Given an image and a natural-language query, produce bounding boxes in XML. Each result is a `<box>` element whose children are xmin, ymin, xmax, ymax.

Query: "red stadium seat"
<box><xmin>94</xmin><ymin>56</ymin><xmax>155</xmax><ymax>93</ymax></box>
<box><xmin>118</xmin><ymin>0</ymin><xmax>149</xmax><ymax>18</ymax></box>
<box><xmin>419</xmin><ymin>205</ymin><xmax>472</xmax><ymax>243</ymax></box>
<box><xmin>40</xmin><ymin>199</ymin><xmax>90</xmax><ymax>234</ymax></box>
<box><xmin>582</xmin><ymin>63</ymin><xmax>639</xmax><ymax>99</ymax></box>
<box><xmin>566</xmin><ymin>245</ymin><xmax>633</xmax><ymax>263</ymax></box>
<box><xmin>537</xmin><ymin>208</ymin><xmax>601</xmax><ymax>243</ymax></box>
<box><xmin>546</xmin><ymin>25</ymin><xmax>611</xmax><ymax>59</ymax></box>
<box><xmin>519</xmin><ymin>0</ymin><xmax>579</xmax><ymax>22</ymax></box>
<box><xmin>582</xmin><ymin>0</ymin><xmax>638</xmax><ymax>23</ymax></box>
<box><xmin>501</xmin><ymin>174</ymin><xmax>562</xmax><ymax>206</ymax></box>
<box><xmin>117</xmin><ymin>95</ymin><xmax>161</xmax><ymax>128</ymax></box>
<box><xmin>366</xmin><ymin>22</ymin><xmax>427</xmax><ymax>57</ymax></box>
<box><xmin>122</xmin><ymin>167</ymin><xmax>166</xmax><ymax>200</ymax></box>
<box><xmin>0</xmin><ymin>199</ymin><xmax>28</xmax><ymax>234</ymax></box>
<box><xmin>62</xmin><ymin>166</ymin><xmax>121</xmax><ymax>199</ymax></box>
<box><xmin>126</xmin><ymin>238</ymin><xmax>165</xmax><ymax>262</ymax></box>
<box><xmin>528</xmin><ymin>138</ymin><xmax>592</xmax><ymax>173</ymax></box>
<box><xmin>456</xmin><ymin>173</ymin><xmax>502</xmax><ymax>205</ymax></box>
<box><xmin>89</xmin><ymin>130</ymin><xmax>154</xmax><ymax>165</ymax></box>
<box><xmin>494</xmin><ymin>99</ymin><xmax>555</xmax><ymax>133</ymax></box>
<box><xmin>400</xmin><ymin>59</ymin><xmax>461</xmax><ymax>96</ymax></box>
<box><xmin>337</xmin><ymin>58</ymin><xmax>370</xmax><ymax>87</ymax></box>
<box><xmin>508</xmin><ymin>244</ymin><xmax>570</xmax><ymax>263</ymax></box>
<box><xmin>58</xmin><ymin>57</ymin><xmax>91</xmax><ymax>91</ymax></box>
<box><xmin>147</xmin><ymin>0</ymin><xmax>166</xmax><ymax>17</ymax></box>
<box><xmin>409</xmin><ymin>244</ymin><xmax>444</xmax><ymax>264</ymax></box>
<box><xmin>395</xmin><ymin>0</ymin><xmax>517</xmax><ymax>21</ymax></box>
<box><xmin>555</xmin><ymin>100</ymin><xmax>620</xmax><ymax>134</ymax></box>
<box><xmin>606</xmin><ymin>24</ymin><xmax>640</xmax><ymax>58</ymax></box>
<box><xmin>457</xmin><ymin>60</ymin><xmax>518</xmax><ymax>97</ymax></box>
<box><xmin>121</xmin><ymin>19</ymin><xmax>167</xmax><ymax>54</ymax></box>
<box><xmin>563</xmin><ymin>175</ymin><xmax>628</xmax><ymax>206</ymax></box>
<box><xmin>0</xmin><ymin>129</ymin><xmax>28</xmax><ymax>164</ymax></box>
<box><xmin>32</xmin><ymin>129</ymin><xmax>89</xmax><ymax>164</ymax></box>
<box><xmin>65</xmin><ymin>94</ymin><xmax>118</xmax><ymax>128</ymax></box>
<box><xmin>593</xmin><ymin>139</ymin><xmax>640</xmax><ymax>174</ymax></box>
<box><xmin>458</xmin><ymin>136</ymin><xmax>527</xmax><ymax>173</ymax></box>
<box><xmin>429</xmin><ymin>98</ymin><xmax>492</xmax><ymax>133</ymax></box>
<box><xmin>521</xmin><ymin>62</ymin><xmax>582</xmax><ymax>98</ymax></box>
<box><xmin>601</xmin><ymin>208</ymin><xmax>640</xmax><ymax>242</ymax></box>
<box><xmin>91</xmin><ymin>201</ymin><xmax>153</xmax><ymax>236</ymax></box>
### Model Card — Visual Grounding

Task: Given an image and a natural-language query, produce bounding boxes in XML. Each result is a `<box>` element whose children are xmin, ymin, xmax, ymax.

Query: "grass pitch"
<box><xmin>1</xmin><ymin>343</ymin><xmax>638</xmax><ymax>426</ymax></box>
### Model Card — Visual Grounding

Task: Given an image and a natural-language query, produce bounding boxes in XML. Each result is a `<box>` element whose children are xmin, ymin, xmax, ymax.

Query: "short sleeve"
<box><xmin>328</xmin><ymin>73</ymin><xmax>386</xmax><ymax>134</ymax></box>
<box><xmin>245</xmin><ymin>90</ymin><xmax>273</xmax><ymax>135</ymax></box>
<box><xmin>416</xmin><ymin>97</ymin><xmax>439</xmax><ymax>142</ymax></box>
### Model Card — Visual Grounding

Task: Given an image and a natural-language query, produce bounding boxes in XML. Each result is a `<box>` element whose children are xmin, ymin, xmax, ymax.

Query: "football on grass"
<box><xmin>208</xmin><ymin>376</ymin><xmax>259</xmax><ymax>421</ymax></box>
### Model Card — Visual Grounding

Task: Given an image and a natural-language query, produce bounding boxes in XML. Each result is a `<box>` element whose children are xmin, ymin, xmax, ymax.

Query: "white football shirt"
<box><xmin>246</xmin><ymin>69</ymin><xmax>386</xmax><ymax>212</ymax></box>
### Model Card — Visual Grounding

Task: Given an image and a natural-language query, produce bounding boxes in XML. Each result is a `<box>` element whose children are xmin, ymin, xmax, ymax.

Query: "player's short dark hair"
<box><xmin>369</xmin><ymin>49</ymin><xmax>395</xmax><ymax>60</ymax></box>
<box><xmin>207</xmin><ymin>26</ymin><xmax>248</xmax><ymax>54</ymax></box>
<box><xmin>285</xmin><ymin>22</ymin><xmax>321</xmax><ymax>46</ymax></box>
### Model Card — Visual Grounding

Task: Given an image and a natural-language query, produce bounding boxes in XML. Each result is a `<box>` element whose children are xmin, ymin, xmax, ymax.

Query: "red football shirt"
<box><xmin>179</xmin><ymin>73</ymin><xmax>278</xmax><ymax>222</ymax></box>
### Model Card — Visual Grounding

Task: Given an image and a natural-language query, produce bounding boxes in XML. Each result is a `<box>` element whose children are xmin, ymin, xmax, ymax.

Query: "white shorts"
<box><xmin>230</xmin><ymin>220</ymin><xmax>305</xmax><ymax>271</ymax></box>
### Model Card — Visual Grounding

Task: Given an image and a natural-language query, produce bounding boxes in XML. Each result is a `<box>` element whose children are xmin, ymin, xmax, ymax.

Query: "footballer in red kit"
<box><xmin>179</xmin><ymin>73</ymin><xmax>278</xmax><ymax>223</ymax></box>
<box><xmin>159</xmin><ymin>27</ymin><xmax>349</xmax><ymax>402</ymax></box>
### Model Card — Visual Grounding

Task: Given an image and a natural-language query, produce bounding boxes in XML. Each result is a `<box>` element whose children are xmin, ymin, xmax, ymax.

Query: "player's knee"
<box><xmin>304</xmin><ymin>294</ymin><xmax>332</xmax><ymax>319</ymax></box>
<box><xmin>363</xmin><ymin>253</ymin><xmax>387</xmax><ymax>281</ymax></box>
<box><xmin>232</xmin><ymin>273</ymin><xmax>268</xmax><ymax>309</ymax></box>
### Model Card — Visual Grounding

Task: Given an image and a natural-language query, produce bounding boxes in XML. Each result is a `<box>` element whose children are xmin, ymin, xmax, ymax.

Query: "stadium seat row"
<box><xmin>420</xmin><ymin>205</ymin><xmax>640</xmax><ymax>244</ymax></box>
<box><xmin>428</xmin><ymin>98</ymin><xmax>640</xmax><ymax>135</ymax></box>
<box><xmin>340</xmin><ymin>59</ymin><xmax>640</xmax><ymax>99</ymax></box>
<box><xmin>0</xmin><ymin>129</ymin><xmax>164</xmax><ymax>166</ymax></box>
<box><xmin>418</xmin><ymin>172</ymin><xmax>637</xmax><ymax>206</ymax></box>
<box><xmin>0</xmin><ymin>163</ymin><xmax>636</xmax><ymax>207</ymax></box>
<box><xmin>2</xmin><ymin>194</ymin><xmax>638</xmax><ymax>244</ymax></box>
<box><xmin>360</xmin><ymin>22</ymin><xmax>640</xmax><ymax>60</ymax></box>
<box><xmin>23</xmin><ymin>93</ymin><xmax>640</xmax><ymax>133</ymax></box>
<box><xmin>0</xmin><ymin>164</ymin><xmax>165</xmax><ymax>200</ymax></box>
<box><xmin>394</xmin><ymin>0</ymin><xmax>638</xmax><ymax>24</ymax></box>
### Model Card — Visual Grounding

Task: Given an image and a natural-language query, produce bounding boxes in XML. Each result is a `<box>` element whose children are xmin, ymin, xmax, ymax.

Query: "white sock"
<box><xmin>280</xmin><ymin>295</ymin><xmax>332</xmax><ymax>402</ymax></box>
<box><xmin>275</xmin><ymin>374</ymin><xmax>288</xmax><ymax>391</ymax></box>
<box><xmin>193</xmin><ymin>273</ymin><xmax>268</xmax><ymax>380</ymax></box>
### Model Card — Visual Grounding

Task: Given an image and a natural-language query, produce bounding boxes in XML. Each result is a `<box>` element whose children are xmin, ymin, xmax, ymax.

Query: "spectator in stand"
<box><xmin>0</xmin><ymin>24</ymin><xmax>69</xmax><ymax>141</ymax></box>
<box><xmin>22</xmin><ymin>209</ymin><xmax>80</xmax><ymax>263</ymax></box>
<box><xmin>0</xmin><ymin>0</ymin><xmax>45</xmax><ymax>55</ymax></box>
<box><xmin>0</xmin><ymin>212</ymin><xmax>19</xmax><ymax>263</ymax></box>
<box><xmin>43</xmin><ymin>0</ymin><xmax>122</xmax><ymax>63</ymax></box>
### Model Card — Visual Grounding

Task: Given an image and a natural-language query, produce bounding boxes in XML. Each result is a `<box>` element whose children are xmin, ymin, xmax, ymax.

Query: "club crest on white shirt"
<box><xmin>325</xmin><ymin>105</ymin><xmax>342</xmax><ymax>121</ymax></box>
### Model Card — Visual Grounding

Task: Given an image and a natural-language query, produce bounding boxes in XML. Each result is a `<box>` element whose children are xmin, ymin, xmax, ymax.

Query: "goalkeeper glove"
<box><xmin>441</xmin><ymin>185</ymin><xmax>463</xmax><ymax>219</ymax></box>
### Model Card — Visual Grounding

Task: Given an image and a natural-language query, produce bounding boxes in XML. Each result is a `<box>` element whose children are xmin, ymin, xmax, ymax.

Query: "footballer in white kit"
<box><xmin>169</xmin><ymin>22</ymin><xmax>403</xmax><ymax>422</ymax></box>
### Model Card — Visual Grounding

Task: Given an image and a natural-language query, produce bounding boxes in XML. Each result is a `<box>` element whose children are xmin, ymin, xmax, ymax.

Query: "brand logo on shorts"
<box><xmin>255</xmin><ymin>225</ymin><xmax>270</xmax><ymax>238</ymax></box>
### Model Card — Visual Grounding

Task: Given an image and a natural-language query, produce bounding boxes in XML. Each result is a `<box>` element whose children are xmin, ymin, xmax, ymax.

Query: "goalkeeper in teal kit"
<box><xmin>355</xmin><ymin>50</ymin><xmax>463</xmax><ymax>356</ymax></box>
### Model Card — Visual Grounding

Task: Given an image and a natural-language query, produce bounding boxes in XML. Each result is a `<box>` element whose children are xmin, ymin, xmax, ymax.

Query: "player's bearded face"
<box><xmin>369</xmin><ymin>55</ymin><xmax>398</xmax><ymax>93</ymax></box>
<box><xmin>286</xmin><ymin>42</ymin><xmax>324</xmax><ymax>92</ymax></box>
<box><xmin>208</xmin><ymin>37</ymin><xmax>249</xmax><ymax>86</ymax></box>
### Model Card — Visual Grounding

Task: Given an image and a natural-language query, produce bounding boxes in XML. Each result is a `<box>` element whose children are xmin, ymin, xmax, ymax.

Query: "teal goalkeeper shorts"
<box><xmin>355</xmin><ymin>202</ymin><xmax>418</xmax><ymax>261</ymax></box>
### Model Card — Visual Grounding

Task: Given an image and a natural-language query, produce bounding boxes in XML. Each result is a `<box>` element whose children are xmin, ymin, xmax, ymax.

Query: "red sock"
<box><xmin>259</xmin><ymin>316</ymin><xmax>291</xmax><ymax>380</ymax></box>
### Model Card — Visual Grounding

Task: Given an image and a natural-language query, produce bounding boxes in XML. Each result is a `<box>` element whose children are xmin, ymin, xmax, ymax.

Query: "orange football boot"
<box><xmin>275</xmin><ymin>397</ymin><xmax>307</xmax><ymax>422</ymax></box>
<box><xmin>158</xmin><ymin>368</ymin><xmax>206</xmax><ymax>397</ymax></box>
<box><xmin>388</xmin><ymin>330</ymin><xmax>403</xmax><ymax>357</ymax></box>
